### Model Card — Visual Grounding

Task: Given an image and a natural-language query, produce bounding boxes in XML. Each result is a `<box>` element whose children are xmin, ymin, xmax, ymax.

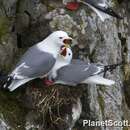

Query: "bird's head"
<box><xmin>49</xmin><ymin>31</ymin><xmax>73</xmax><ymax>47</ymax></box>
<box><xmin>60</xmin><ymin>46</ymin><xmax>73</xmax><ymax>63</ymax></box>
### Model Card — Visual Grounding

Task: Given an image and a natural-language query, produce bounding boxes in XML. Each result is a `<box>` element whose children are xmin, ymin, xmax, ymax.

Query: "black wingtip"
<box><xmin>97</xmin><ymin>6</ymin><xmax>123</xmax><ymax>20</ymax></box>
<box><xmin>81</xmin><ymin>0</ymin><xmax>124</xmax><ymax>20</ymax></box>
<box><xmin>107</xmin><ymin>8</ymin><xmax>123</xmax><ymax>20</ymax></box>
<box><xmin>104</xmin><ymin>62</ymin><xmax>123</xmax><ymax>72</ymax></box>
<box><xmin>0</xmin><ymin>75</ymin><xmax>13</xmax><ymax>89</ymax></box>
<box><xmin>103</xmin><ymin>62</ymin><xmax>123</xmax><ymax>78</ymax></box>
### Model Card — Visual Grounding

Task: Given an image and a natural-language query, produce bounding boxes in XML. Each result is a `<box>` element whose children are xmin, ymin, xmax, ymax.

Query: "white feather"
<box><xmin>93</xmin><ymin>66</ymin><xmax>103</xmax><ymax>75</ymax></box>
<box><xmin>8</xmin><ymin>78</ymin><xmax>34</xmax><ymax>91</ymax></box>
<box><xmin>50</xmin><ymin>56</ymin><xmax>70</xmax><ymax>79</ymax></box>
<box><xmin>98</xmin><ymin>3</ymin><xmax>106</xmax><ymax>7</ymax></box>
<box><xmin>50</xmin><ymin>47</ymin><xmax>72</xmax><ymax>79</ymax></box>
<box><xmin>11</xmin><ymin>63</ymin><xmax>30</xmax><ymax>79</ymax></box>
<box><xmin>82</xmin><ymin>75</ymin><xmax>115</xmax><ymax>86</ymax></box>
<box><xmin>36</xmin><ymin>40</ymin><xmax>60</xmax><ymax>58</ymax></box>
<box><xmin>11</xmin><ymin>63</ymin><xmax>25</xmax><ymax>75</ymax></box>
<box><xmin>84</xmin><ymin>67</ymin><xmax>89</xmax><ymax>71</ymax></box>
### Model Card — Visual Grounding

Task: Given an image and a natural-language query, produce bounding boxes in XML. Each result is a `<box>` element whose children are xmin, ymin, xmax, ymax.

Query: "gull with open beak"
<box><xmin>48</xmin><ymin>47</ymin><xmax>116</xmax><ymax>86</ymax></box>
<box><xmin>2</xmin><ymin>31</ymin><xmax>72</xmax><ymax>91</ymax></box>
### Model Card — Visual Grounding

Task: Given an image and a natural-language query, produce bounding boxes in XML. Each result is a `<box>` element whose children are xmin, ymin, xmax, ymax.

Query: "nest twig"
<box><xmin>25</xmin><ymin>82</ymin><xmax>83</xmax><ymax>126</ymax></box>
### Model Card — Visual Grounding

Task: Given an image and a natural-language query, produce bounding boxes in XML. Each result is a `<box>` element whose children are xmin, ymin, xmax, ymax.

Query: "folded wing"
<box><xmin>5</xmin><ymin>46</ymin><xmax>56</xmax><ymax>91</ymax></box>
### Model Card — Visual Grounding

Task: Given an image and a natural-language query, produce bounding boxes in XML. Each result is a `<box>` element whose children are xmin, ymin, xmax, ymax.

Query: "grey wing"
<box><xmin>56</xmin><ymin>64</ymin><xmax>102</xmax><ymax>85</ymax></box>
<box><xmin>11</xmin><ymin>46</ymin><xmax>56</xmax><ymax>79</ymax></box>
<box><xmin>86</xmin><ymin>0</ymin><xmax>106</xmax><ymax>6</ymax></box>
<box><xmin>71</xmin><ymin>59</ymin><xmax>89</xmax><ymax>65</ymax></box>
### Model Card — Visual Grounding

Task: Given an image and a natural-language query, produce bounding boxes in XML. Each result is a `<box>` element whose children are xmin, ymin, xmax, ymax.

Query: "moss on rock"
<box><xmin>0</xmin><ymin>90</ymin><xmax>28</xmax><ymax>130</ymax></box>
<box><xmin>0</xmin><ymin>16</ymin><xmax>10</xmax><ymax>40</ymax></box>
<box><xmin>97</xmin><ymin>90</ymin><xmax>105</xmax><ymax>116</ymax></box>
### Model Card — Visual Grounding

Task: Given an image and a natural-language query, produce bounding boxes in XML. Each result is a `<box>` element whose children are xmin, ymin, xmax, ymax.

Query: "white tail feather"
<box><xmin>8</xmin><ymin>78</ymin><xmax>33</xmax><ymax>91</ymax></box>
<box><xmin>82</xmin><ymin>75</ymin><xmax>115</xmax><ymax>86</ymax></box>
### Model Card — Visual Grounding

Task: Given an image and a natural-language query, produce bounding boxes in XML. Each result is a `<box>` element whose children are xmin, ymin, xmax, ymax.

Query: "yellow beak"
<box><xmin>64</xmin><ymin>44</ymin><xmax>70</xmax><ymax>48</ymax></box>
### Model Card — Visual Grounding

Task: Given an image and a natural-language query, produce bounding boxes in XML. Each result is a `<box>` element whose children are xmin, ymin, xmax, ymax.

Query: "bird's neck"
<box><xmin>54</xmin><ymin>57</ymin><xmax>70</xmax><ymax>70</ymax></box>
<box><xmin>36</xmin><ymin>39</ymin><xmax>60</xmax><ymax>58</ymax></box>
<box><xmin>51</xmin><ymin>57</ymin><xmax>70</xmax><ymax>79</ymax></box>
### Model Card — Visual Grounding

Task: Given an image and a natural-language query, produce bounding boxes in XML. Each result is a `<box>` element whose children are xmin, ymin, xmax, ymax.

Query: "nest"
<box><xmin>25</xmin><ymin>81</ymin><xmax>84</xmax><ymax>128</ymax></box>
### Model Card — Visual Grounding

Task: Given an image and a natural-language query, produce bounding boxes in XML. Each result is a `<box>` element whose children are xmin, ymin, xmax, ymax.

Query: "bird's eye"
<box><xmin>59</xmin><ymin>37</ymin><xmax>63</xmax><ymax>39</ymax></box>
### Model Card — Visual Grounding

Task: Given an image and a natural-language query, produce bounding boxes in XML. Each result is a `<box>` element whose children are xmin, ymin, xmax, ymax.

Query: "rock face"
<box><xmin>0</xmin><ymin>0</ymin><xmax>130</xmax><ymax>130</ymax></box>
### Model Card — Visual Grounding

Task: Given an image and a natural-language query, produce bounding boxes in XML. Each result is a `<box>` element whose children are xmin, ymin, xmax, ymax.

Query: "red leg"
<box><xmin>42</xmin><ymin>78</ymin><xmax>54</xmax><ymax>87</ymax></box>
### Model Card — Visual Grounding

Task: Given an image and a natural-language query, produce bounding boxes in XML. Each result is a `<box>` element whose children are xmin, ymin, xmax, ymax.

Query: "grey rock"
<box><xmin>0</xmin><ymin>0</ymin><xmax>129</xmax><ymax>130</ymax></box>
<box><xmin>0</xmin><ymin>118</ymin><xmax>10</xmax><ymax>130</ymax></box>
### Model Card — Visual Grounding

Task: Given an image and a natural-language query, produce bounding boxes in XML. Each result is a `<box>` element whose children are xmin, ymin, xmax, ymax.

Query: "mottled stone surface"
<box><xmin>0</xmin><ymin>117</ymin><xmax>10</xmax><ymax>130</ymax></box>
<box><xmin>0</xmin><ymin>0</ymin><xmax>129</xmax><ymax>130</ymax></box>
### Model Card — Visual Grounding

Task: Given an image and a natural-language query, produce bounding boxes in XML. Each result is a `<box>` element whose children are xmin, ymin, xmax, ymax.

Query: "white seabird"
<box><xmin>49</xmin><ymin>47</ymin><xmax>115</xmax><ymax>86</ymax></box>
<box><xmin>3</xmin><ymin>31</ymin><xmax>72</xmax><ymax>91</ymax></box>
<box><xmin>65</xmin><ymin>0</ymin><xmax>123</xmax><ymax>22</ymax></box>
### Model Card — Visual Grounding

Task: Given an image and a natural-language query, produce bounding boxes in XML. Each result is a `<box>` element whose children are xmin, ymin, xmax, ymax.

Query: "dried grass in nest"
<box><xmin>26</xmin><ymin>83</ymin><xmax>83</xmax><ymax>126</ymax></box>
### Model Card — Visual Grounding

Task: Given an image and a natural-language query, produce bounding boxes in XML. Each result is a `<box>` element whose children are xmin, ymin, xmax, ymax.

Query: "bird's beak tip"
<box><xmin>63</xmin><ymin>37</ymin><xmax>73</xmax><ymax>46</ymax></box>
<box><xmin>64</xmin><ymin>44</ymin><xmax>71</xmax><ymax>48</ymax></box>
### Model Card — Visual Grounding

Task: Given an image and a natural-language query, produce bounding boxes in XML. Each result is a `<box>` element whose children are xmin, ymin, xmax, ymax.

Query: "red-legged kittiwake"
<box><xmin>48</xmin><ymin>47</ymin><xmax>117</xmax><ymax>86</ymax></box>
<box><xmin>65</xmin><ymin>0</ymin><xmax>123</xmax><ymax>22</ymax></box>
<box><xmin>3</xmin><ymin>31</ymin><xmax>72</xmax><ymax>91</ymax></box>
